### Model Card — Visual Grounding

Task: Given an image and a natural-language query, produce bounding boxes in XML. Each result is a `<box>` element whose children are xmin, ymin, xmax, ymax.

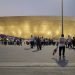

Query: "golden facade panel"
<box><xmin>0</xmin><ymin>16</ymin><xmax>75</xmax><ymax>38</ymax></box>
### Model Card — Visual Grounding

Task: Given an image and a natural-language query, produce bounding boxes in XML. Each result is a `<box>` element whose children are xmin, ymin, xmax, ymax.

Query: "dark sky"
<box><xmin>0</xmin><ymin>0</ymin><xmax>75</xmax><ymax>16</ymax></box>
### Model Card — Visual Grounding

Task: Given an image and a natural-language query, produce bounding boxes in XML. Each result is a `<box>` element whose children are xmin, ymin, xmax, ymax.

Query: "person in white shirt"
<box><xmin>57</xmin><ymin>34</ymin><xmax>66</xmax><ymax>59</ymax></box>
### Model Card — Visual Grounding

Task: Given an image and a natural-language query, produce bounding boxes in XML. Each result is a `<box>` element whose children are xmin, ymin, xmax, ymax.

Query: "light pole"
<box><xmin>61</xmin><ymin>0</ymin><xmax>64</xmax><ymax>36</ymax></box>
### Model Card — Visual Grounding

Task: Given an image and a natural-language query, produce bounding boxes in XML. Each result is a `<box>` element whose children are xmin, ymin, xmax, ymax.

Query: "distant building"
<box><xmin>0</xmin><ymin>16</ymin><xmax>75</xmax><ymax>39</ymax></box>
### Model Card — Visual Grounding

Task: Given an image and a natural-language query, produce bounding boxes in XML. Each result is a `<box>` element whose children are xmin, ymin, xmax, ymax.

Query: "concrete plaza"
<box><xmin>0</xmin><ymin>44</ymin><xmax>75</xmax><ymax>66</ymax></box>
<box><xmin>0</xmin><ymin>44</ymin><xmax>75</xmax><ymax>75</ymax></box>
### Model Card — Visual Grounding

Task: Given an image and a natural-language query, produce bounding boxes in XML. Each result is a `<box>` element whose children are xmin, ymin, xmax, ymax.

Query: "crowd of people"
<box><xmin>28</xmin><ymin>35</ymin><xmax>56</xmax><ymax>50</ymax></box>
<box><xmin>0</xmin><ymin>34</ymin><xmax>75</xmax><ymax>50</ymax></box>
<box><xmin>0</xmin><ymin>34</ymin><xmax>23</xmax><ymax>46</ymax></box>
<box><xmin>0</xmin><ymin>34</ymin><xmax>75</xmax><ymax>60</ymax></box>
<box><xmin>28</xmin><ymin>35</ymin><xmax>75</xmax><ymax>59</ymax></box>
<box><xmin>65</xmin><ymin>35</ymin><xmax>75</xmax><ymax>49</ymax></box>
<box><xmin>29</xmin><ymin>35</ymin><xmax>75</xmax><ymax>50</ymax></box>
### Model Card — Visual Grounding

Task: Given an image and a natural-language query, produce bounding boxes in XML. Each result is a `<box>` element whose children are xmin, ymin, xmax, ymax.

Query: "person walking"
<box><xmin>30</xmin><ymin>35</ymin><xmax>34</xmax><ymax>49</ymax></box>
<box><xmin>57</xmin><ymin>34</ymin><xmax>66</xmax><ymax>59</ymax></box>
<box><xmin>72</xmin><ymin>37</ymin><xmax>75</xmax><ymax>49</ymax></box>
<box><xmin>36</xmin><ymin>36</ymin><xmax>42</xmax><ymax>50</ymax></box>
<box><xmin>67</xmin><ymin>35</ymin><xmax>72</xmax><ymax>48</ymax></box>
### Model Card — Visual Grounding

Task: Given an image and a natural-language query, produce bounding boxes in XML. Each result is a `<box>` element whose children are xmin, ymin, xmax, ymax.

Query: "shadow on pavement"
<box><xmin>52</xmin><ymin>57</ymin><xmax>69</xmax><ymax>67</ymax></box>
<box><xmin>32</xmin><ymin>50</ymin><xmax>41</xmax><ymax>52</ymax></box>
<box><xmin>72</xmin><ymin>48</ymin><xmax>75</xmax><ymax>50</ymax></box>
<box><xmin>24</xmin><ymin>48</ymin><xmax>31</xmax><ymax>50</ymax></box>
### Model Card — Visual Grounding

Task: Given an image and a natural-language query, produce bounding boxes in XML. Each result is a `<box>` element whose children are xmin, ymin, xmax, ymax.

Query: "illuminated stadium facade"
<box><xmin>0</xmin><ymin>16</ymin><xmax>75</xmax><ymax>39</ymax></box>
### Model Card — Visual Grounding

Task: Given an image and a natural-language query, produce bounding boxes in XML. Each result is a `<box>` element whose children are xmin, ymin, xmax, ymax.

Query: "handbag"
<box><xmin>53</xmin><ymin>47</ymin><xmax>58</xmax><ymax>55</ymax></box>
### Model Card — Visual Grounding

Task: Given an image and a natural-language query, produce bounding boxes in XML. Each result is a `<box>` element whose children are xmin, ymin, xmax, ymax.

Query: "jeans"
<box><xmin>59</xmin><ymin>46</ymin><xmax>65</xmax><ymax>57</ymax></box>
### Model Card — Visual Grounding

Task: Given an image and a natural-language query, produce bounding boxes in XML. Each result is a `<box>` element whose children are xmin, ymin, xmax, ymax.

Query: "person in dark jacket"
<box><xmin>72</xmin><ymin>37</ymin><xmax>75</xmax><ymax>49</ymax></box>
<box><xmin>30</xmin><ymin>35</ymin><xmax>34</xmax><ymax>48</ymax></box>
<box><xmin>36</xmin><ymin>36</ymin><xmax>42</xmax><ymax>50</ymax></box>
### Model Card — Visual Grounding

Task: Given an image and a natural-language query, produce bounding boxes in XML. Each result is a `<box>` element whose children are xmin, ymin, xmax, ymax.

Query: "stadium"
<box><xmin>0</xmin><ymin>16</ymin><xmax>75</xmax><ymax>39</ymax></box>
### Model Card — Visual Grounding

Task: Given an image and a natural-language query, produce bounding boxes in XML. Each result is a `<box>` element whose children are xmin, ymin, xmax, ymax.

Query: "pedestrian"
<box><xmin>30</xmin><ymin>35</ymin><xmax>34</xmax><ymax>49</ymax></box>
<box><xmin>36</xmin><ymin>36</ymin><xmax>42</xmax><ymax>50</ymax></box>
<box><xmin>57</xmin><ymin>34</ymin><xmax>66</xmax><ymax>59</ymax></box>
<box><xmin>67</xmin><ymin>35</ymin><xmax>72</xmax><ymax>48</ymax></box>
<box><xmin>72</xmin><ymin>37</ymin><xmax>75</xmax><ymax>49</ymax></box>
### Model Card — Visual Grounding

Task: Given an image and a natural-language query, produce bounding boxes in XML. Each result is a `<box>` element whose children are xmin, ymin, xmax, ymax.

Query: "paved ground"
<box><xmin>0</xmin><ymin>44</ymin><xmax>75</xmax><ymax>63</ymax></box>
<box><xmin>0</xmin><ymin>44</ymin><xmax>75</xmax><ymax>75</ymax></box>
<box><xmin>0</xmin><ymin>67</ymin><xmax>75</xmax><ymax>75</ymax></box>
